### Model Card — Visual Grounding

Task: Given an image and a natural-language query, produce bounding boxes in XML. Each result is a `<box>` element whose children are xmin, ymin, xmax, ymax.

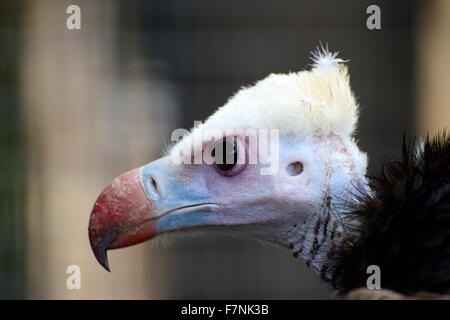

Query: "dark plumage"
<box><xmin>330</xmin><ymin>131</ymin><xmax>450</xmax><ymax>296</ymax></box>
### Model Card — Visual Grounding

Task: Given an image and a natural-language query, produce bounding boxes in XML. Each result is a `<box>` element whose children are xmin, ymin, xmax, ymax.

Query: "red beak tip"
<box><xmin>88</xmin><ymin>168</ymin><xmax>154</xmax><ymax>271</ymax></box>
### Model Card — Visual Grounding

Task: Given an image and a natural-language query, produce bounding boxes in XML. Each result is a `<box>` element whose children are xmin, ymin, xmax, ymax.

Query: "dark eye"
<box><xmin>211</xmin><ymin>137</ymin><xmax>238</xmax><ymax>173</ymax></box>
<box><xmin>210</xmin><ymin>137</ymin><xmax>246</xmax><ymax>176</ymax></box>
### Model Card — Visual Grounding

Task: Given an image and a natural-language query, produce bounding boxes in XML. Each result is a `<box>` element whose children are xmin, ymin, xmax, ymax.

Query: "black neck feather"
<box><xmin>328</xmin><ymin>131</ymin><xmax>450</xmax><ymax>295</ymax></box>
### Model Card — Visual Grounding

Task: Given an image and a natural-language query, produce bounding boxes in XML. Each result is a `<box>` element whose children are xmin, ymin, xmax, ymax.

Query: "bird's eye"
<box><xmin>212</xmin><ymin>138</ymin><xmax>237</xmax><ymax>171</ymax></box>
<box><xmin>210</xmin><ymin>137</ymin><xmax>245</xmax><ymax>176</ymax></box>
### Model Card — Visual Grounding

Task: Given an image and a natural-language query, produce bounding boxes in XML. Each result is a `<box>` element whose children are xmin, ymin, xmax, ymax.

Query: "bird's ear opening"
<box><xmin>286</xmin><ymin>161</ymin><xmax>304</xmax><ymax>176</ymax></box>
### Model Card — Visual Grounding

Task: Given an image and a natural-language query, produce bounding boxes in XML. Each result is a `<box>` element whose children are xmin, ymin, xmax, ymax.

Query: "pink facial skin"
<box><xmin>88</xmin><ymin>134</ymin><xmax>366</xmax><ymax>275</ymax></box>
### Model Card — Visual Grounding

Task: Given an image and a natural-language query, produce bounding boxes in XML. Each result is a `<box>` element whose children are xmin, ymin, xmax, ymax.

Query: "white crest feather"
<box><xmin>171</xmin><ymin>46</ymin><xmax>360</xmax><ymax>157</ymax></box>
<box><xmin>310</xmin><ymin>43</ymin><xmax>349</xmax><ymax>70</ymax></box>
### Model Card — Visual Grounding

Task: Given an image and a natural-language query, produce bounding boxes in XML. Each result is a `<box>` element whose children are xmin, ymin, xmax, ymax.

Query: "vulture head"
<box><xmin>88</xmin><ymin>48</ymin><xmax>369</xmax><ymax>279</ymax></box>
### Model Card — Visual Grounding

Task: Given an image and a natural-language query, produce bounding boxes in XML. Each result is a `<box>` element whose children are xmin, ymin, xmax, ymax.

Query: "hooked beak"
<box><xmin>88</xmin><ymin>157</ymin><xmax>220</xmax><ymax>271</ymax></box>
<box><xmin>88</xmin><ymin>168</ymin><xmax>155</xmax><ymax>271</ymax></box>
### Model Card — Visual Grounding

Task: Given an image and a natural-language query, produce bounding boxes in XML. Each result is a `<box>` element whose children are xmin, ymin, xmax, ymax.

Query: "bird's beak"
<box><xmin>88</xmin><ymin>157</ymin><xmax>217</xmax><ymax>271</ymax></box>
<box><xmin>88</xmin><ymin>168</ymin><xmax>155</xmax><ymax>271</ymax></box>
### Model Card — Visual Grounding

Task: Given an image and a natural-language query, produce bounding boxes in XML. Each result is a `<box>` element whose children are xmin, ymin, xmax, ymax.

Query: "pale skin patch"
<box><xmin>284</xmin><ymin>133</ymin><xmax>366</xmax><ymax>278</ymax></box>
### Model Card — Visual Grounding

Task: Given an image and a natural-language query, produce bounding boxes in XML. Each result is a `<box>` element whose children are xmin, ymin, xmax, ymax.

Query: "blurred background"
<box><xmin>0</xmin><ymin>0</ymin><xmax>448</xmax><ymax>299</ymax></box>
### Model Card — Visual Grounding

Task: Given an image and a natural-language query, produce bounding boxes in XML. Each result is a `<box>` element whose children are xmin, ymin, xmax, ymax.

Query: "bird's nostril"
<box><xmin>150</xmin><ymin>176</ymin><xmax>160</xmax><ymax>196</ymax></box>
